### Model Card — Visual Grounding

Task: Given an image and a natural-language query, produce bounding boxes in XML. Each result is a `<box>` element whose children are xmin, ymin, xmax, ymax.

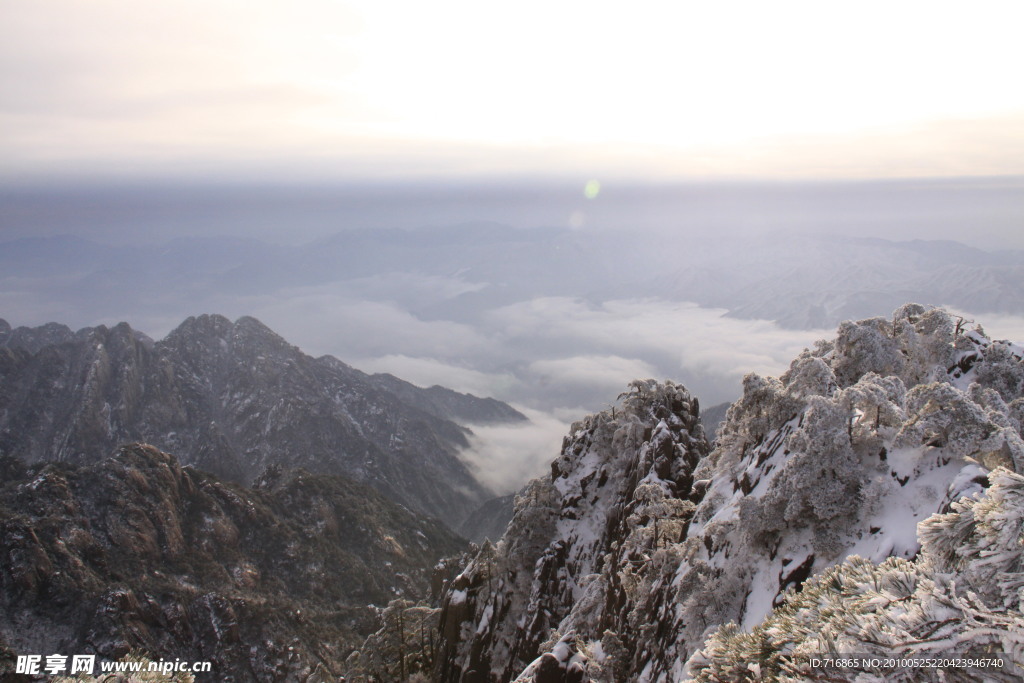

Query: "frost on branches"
<box><xmin>343</xmin><ymin>600</ymin><xmax>441</xmax><ymax>682</ymax></box>
<box><xmin>689</xmin><ymin>468</ymin><xmax>1024</xmax><ymax>682</ymax></box>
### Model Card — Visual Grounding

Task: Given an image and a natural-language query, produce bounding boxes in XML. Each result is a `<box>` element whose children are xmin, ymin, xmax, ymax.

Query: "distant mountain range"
<box><xmin>0</xmin><ymin>314</ymin><xmax>526</xmax><ymax>530</ymax></box>
<box><xmin>4</xmin><ymin>228</ymin><xmax>1024</xmax><ymax>415</ymax></box>
<box><xmin>677</xmin><ymin>236</ymin><xmax>1024</xmax><ymax>329</ymax></box>
<box><xmin>2</xmin><ymin>229</ymin><xmax>1023</xmax><ymax>336</ymax></box>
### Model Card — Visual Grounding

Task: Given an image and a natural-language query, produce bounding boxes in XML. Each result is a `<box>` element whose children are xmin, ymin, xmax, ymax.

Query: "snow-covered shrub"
<box><xmin>893</xmin><ymin>382</ymin><xmax>993</xmax><ymax>455</ymax></box>
<box><xmin>747</xmin><ymin>398</ymin><xmax>862</xmax><ymax>549</ymax></box>
<box><xmin>781</xmin><ymin>354</ymin><xmax>837</xmax><ymax>399</ymax></box>
<box><xmin>894</xmin><ymin>306</ymin><xmax>957</xmax><ymax>387</ymax></box>
<box><xmin>832</xmin><ymin>317</ymin><xmax>905</xmax><ymax>387</ymax></box>
<box><xmin>688</xmin><ymin>468</ymin><xmax>1024</xmax><ymax>682</ymax></box>
<box><xmin>715</xmin><ymin>374</ymin><xmax>802</xmax><ymax>458</ymax></box>
<box><xmin>838</xmin><ymin>372</ymin><xmax>906</xmax><ymax>432</ymax></box>
<box><xmin>973</xmin><ymin>342</ymin><xmax>1024</xmax><ymax>402</ymax></box>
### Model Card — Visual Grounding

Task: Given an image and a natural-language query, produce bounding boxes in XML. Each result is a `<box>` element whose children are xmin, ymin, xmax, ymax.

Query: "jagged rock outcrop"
<box><xmin>435</xmin><ymin>380</ymin><xmax>710</xmax><ymax>681</ymax></box>
<box><xmin>0</xmin><ymin>314</ymin><xmax>520</xmax><ymax>528</ymax></box>
<box><xmin>436</xmin><ymin>305</ymin><xmax>1024</xmax><ymax>681</ymax></box>
<box><xmin>0</xmin><ymin>443</ymin><xmax>466</xmax><ymax>681</ymax></box>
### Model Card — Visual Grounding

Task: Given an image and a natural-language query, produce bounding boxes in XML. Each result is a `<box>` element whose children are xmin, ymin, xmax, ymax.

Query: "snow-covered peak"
<box><xmin>436</xmin><ymin>304</ymin><xmax>1024</xmax><ymax>682</ymax></box>
<box><xmin>435</xmin><ymin>380</ymin><xmax>709</xmax><ymax>681</ymax></box>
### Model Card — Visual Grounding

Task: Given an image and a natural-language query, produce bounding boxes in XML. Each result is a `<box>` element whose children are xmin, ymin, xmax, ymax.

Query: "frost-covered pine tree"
<box><xmin>688</xmin><ymin>467</ymin><xmax>1024</xmax><ymax>682</ymax></box>
<box><xmin>344</xmin><ymin>600</ymin><xmax>441</xmax><ymax>681</ymax></box>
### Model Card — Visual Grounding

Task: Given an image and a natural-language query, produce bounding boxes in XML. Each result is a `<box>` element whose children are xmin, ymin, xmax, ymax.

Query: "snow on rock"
<box><xmin>435</xmin><ymin>380</ymin><xmax>709</xmax><ymax>682</ymax></box>
<box><xmin>689</xmin><ymin>467</ymin><xmax>1024</xmax><ymax>681</ymax></box>
<box><xmin>435</xmin><ymin>304</ymin><xmax>1024</xmax><ymax>682</ymax></box>
<box><xmin>512</xmin><ymin>633</ymin><xmax>591</xmax><ymax>683</ymax></box>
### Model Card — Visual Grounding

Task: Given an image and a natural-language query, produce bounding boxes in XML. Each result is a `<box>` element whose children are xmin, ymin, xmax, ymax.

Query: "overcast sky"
<box><xmin>3</xmin><ymin>1</ymin><xmax>1023</xmax><ymax>182</ymax></box>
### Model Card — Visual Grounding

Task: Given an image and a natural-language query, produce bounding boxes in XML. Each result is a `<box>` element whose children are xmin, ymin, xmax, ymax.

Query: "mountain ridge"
<box><xmin>0</xmin><ymin>314</ymin><xmax>523</xmax><ymax>529</ymax></box>
<box><xmin>6</xmin><ymin>230</ymin><xmax>1024</xmax><ymax>338</ymax></box>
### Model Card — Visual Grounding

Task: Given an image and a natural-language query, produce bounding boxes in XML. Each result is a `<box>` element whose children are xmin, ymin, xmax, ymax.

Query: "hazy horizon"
<box><xmin>4</xmin><ymin>175</ymin><xmax>1024</xmax><ymax>404</ymax></box>
<box><xmin>4</xmin><ymin>175</ymin><xmax>1023</xmax><ymax>245</ymax></box>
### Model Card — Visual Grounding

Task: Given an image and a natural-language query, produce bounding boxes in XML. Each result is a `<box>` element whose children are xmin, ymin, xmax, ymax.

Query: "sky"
<box><xmin>2</xmin><ymin>0</ymin><xmax>1024</xmax><ymax>182</ymax></box>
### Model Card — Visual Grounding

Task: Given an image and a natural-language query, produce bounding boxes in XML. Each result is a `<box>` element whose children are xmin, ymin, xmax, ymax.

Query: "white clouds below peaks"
<box><xmin>260</xmin><ymin>293</ymin><xmax>835</xmax><ymax>410</ymax></box>
<box><xmin>458</xmin><ymin>407</ymin><xmax>572</xmax><ymax>494</ymax></box>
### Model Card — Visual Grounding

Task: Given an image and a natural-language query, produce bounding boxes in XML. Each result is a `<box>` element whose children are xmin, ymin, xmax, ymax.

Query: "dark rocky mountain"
<box><xmin>698</xmin><ymin>400</ymin><xmax>730</xmax><ymax>444</ymax></box>
<box><xmin>365</xmin><ymin>373</ymin><xmax>527</xmax><ymax>426</ymax></box>
<box><xmin>0</xmin><ymin>443</ymin><xmax>466</xmax><ymax>681</ymax></box>
<box><xmin>433</xmin><ymin>305</ymin><xmax>1024</xmax><ymax>681</ymax></box>
<box><xmin>0</xmin><ymin>314</ymin><xmax>521</xmax><ymax>530</ymax></box>
<box><xmin>456</xmin><ymin>494</ymin><xmax>517</xmax><ymax>544</ymax></box>
<box><xmin>0</xmin><ymin>319</ymin><xmax>81</xmax><ymax>355</ymax></box>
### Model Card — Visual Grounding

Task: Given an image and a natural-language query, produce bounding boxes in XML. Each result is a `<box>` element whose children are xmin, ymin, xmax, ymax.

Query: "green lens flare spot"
<box><xmin>584</xmin><ymin>180</ymin><xmax>601</xmax><ymax>199</ymax></box>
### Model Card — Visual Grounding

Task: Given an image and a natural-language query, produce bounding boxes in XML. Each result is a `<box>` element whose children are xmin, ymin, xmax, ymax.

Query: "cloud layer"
<box><xmin>458</xmin><ymin>408</ymin><xmax>573</xmax><ymax>494</ymax></box>
<box><xmin>238</xmin><ymin>290</ymin><xmax>830</xmax><ymax>413</ymax></box>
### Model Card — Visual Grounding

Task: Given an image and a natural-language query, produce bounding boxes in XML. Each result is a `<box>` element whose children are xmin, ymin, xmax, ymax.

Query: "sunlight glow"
<box><xmin>1</xmin><ymin>0</ymin><xmax>1023</xmax><ymax>179</ymax></box>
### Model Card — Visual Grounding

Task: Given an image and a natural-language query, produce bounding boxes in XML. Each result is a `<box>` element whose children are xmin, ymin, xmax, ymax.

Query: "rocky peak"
<box><xmin>231</xmin><ymin>315</ymin><xmax>291</xmax><ymax>349</ymax></box>
<box><xmin>0</xmin><ymin>320</ymin><xmax>75</xmax><ymax>354</ymax></box>
<box><xmin>435</xmin><ymin>305</ymin><xmax>1024</xmax><ymax>682</ymax></box>
<box><xmin>161</xmin><ymin>313</ymin><xmax>235</xmax><ymax>357</ymax></box>
<box><xmin>0</xmin><ymin>314</ymin><xmax>514</xmax><ymax>529</ymax></box>
<box><xmin>161</xmin><ymin>314</ymin><xmax>291</xmax><ymax>356</ymax></box>
<box><xmin>435</xmin><ymin>380</ymin><xmax>710</xmax><ymax>681</ymax></box>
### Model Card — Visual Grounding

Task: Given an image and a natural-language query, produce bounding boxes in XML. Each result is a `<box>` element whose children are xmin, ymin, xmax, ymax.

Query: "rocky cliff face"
<box><xmin>457</xmin><ymin>494</ymin><xmax>517</xmax><ymax>544</ymax></box>
<box><xmin>0</xmin><ymin>443</ymin><xmax>466</xmax><ymax>681</ymax></box>
<box><xmin>0</xmin><ymin>314</ymin><xmax>520</xmax><ymax>529</ymax></box>
<box><xmin>435</xmin><ymin>305</ymin><xmax>1024</xmax><ymax>682</ymax></box>
<box><xmin>435</xmin><ymin>380</ymin><xmax>710</xmax><ymax>681</ymax></box>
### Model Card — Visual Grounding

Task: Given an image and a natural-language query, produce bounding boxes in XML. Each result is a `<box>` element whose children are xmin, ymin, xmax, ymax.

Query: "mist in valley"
<box><xmin>3</xmin><ymin>178</ymin><xmax>1023</xmax><ymax>491</ymax></box>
